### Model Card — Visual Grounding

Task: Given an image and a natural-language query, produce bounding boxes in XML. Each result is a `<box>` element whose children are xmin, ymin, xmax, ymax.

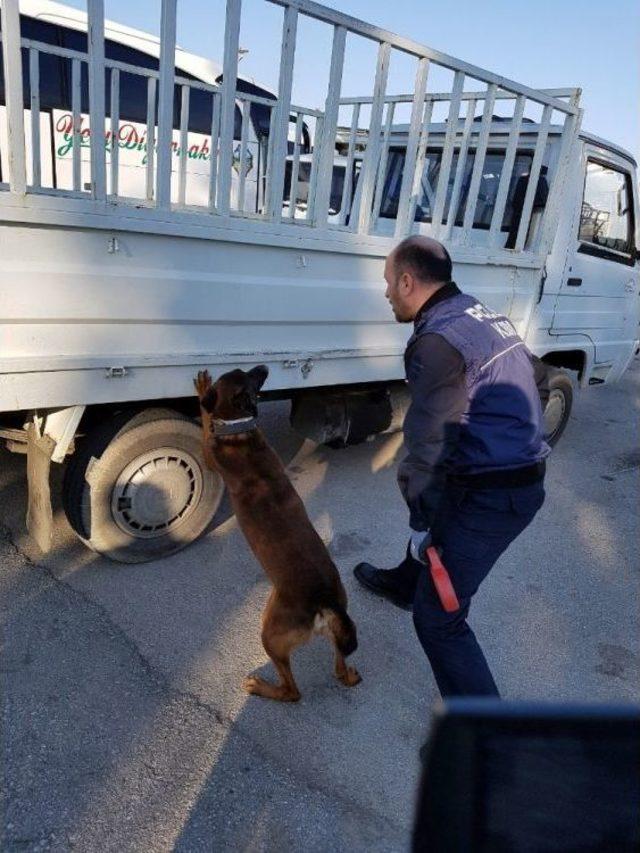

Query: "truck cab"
<box><xmin>536</xmin><ymin>135</ymin><xmax>639</xmax><ymax>386</ymax></box>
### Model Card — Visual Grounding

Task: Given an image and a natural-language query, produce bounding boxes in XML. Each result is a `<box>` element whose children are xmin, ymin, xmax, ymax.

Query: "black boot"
<box><xmin>353</xmin><ymin>558</ymin><xmax>418</xmax><ymax>611</ymax></box>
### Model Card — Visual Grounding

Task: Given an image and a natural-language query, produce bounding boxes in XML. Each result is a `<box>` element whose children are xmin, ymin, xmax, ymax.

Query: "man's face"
<box><xmin>384</xmin><ymin>254</ymin><xmax>413</xmax><ymax>323</ymax></box>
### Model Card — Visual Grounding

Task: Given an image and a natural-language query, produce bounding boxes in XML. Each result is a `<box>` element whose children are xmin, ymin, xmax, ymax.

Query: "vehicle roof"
<box><xmin>13</xmin><ymin>0</ymin><xmax>271</xmax><ymax>93</ymax></box>
<box><xmin>578</xmin><ymin>131</ymin><xmax>637</xmax><ymax>168</ymax></box>
<box><xmin>336</xmin><ymin>119</ymin><xmax>637</xmax><ymax>169</ymax></box>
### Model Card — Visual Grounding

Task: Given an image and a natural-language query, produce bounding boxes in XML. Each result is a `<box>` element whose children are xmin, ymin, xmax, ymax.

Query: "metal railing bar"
<box><xmin>393</xmin><ymin>55</ymin><xmax>429</xmax><ymax>236</ymax></box>
<box><xmin>406</xmin><ymin>98</ymin><xmax>435</xmax><ymax>226</ymax></box>
<box><xmin>286</xmin><ymin>112</ymin><xmax>304</xmax><ymax>220</ymax></box>
<box><xmin>266</xmin><ymin>0</ymin><xmax>578</xmax><ymax>113</ymax></box>
<box><xmin>87</xmin><ymin>0</ymin><xmax>106</xmax><ymax>200</ymax></box>
<box><xmin>155</xmin><ymin>0</ymin><xmax>177</xmax><ymax>209</ymax></box>
<box><xmin>71</xmin><ymin>58</ymin><xmax>82</xmax><ymax>192</ymax></box>
<box><xmin>177</xmin><ymin>83</ymin><xmax>190</xmax><ymax>206</ymax></box>
<box><xmin>145</xmin><ymin>76</ymin><xmax>157</xmax><ymax>201</ymax></box>
<box><xmin>430</xmin><ymin>70</ymin><xmax>465</xmax><ymax>235</ymax></box>
<box><xmin>356</xmin><ymin>40</ymin><xmax>391</xmax><ymax>233</ymax></box>
<box><xmin>312</xmin><ymin>24</ymin><xmax>346</xmax><ymax>226</ymax></box>
<box><xmin>237</xmin><ymin>97</ymin><xmax>251</xmax><ymax>211</ymax></box>
<box><xmin>442</xmin><ymin>97</ymin><xmax>476</xmax><ymax>242</ymax></box>
<box><xmin>290</xmin><ymin>103</ymin><xmax>324</xmax><ymax>118</ymax></box>
<box><xmin>217</xmin><ymin>0</ymin><xmax>242</xmax><ymax>216</ymax></box>
<box><xmin>514</xmin><ymin>103</ymin><xmax>552</xmax><ymax>251</ymax></box>
<box><xmin>304</xmin><ymin>114</ymin><xmax>324</xmax><ymax>222</ymax></box>
<box><xmin>0</xmin><ymin>0</ymin><xmax>27</xmax><ymax>195</ymax></box>
<box><xmin>267</xmin><ymin>4</ymin><xmax>298</xmax><ymax>219</ymax></box>
<box><xmin>461</xmin><ymin>82</ymin><xmax>497</xmax><ymax>239</ymax></box>
<box><xmin>338</xmin><ymin>102</ymin><xmax>361</xmax><ymax>227</ymax></box>
<box><xmin>488</xmin><ymin>94</ymin><xmax>525</xmax><ymax>245</ymax></box>
<box><xmin>109</xmin><ymin>67</ymin><xmax>120</xmax><ymax>197</ymax></box>
<box><xmin>536</xmin><ymin>104</ymin><xmax>582</xmax><ymax>254</ymax></box>
<box><xmin>338</xmin><ymin>87</ymin><xmax>579</xmax><ymax>107</ymax></box>
<box><xmin>372</xmin><ymin>100</ymin><xmax>396</xmax><ymax>227</ymax></box>
<box><xmin>208</xmin><ymin>93</ymin><xmax>222</xmax><ymax>211</ymax></box>
<box><xmin>29</xmin><ymin>48</ymin><xmax>41</xmax><ymax>188</ymax></box>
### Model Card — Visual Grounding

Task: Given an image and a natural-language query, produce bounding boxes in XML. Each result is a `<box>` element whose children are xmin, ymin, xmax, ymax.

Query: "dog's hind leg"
<box><xmin>320</xmin><ymin>608</ymin><xmax>362</xmax><ymax>688</ymax></box>
<box><xmin>244</xmin><ymin>599</ymin><xmax>308</xmax><ymax>702</ymax></box>
<box><xmin>332</xmin><ymin>645</ymin><xmax>362</xmax><ymax>688</ymax></box>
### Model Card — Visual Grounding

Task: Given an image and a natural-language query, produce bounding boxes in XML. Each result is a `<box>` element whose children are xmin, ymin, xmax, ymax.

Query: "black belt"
<box><xmin>448</xmin><ymin>460</ymin><xmax>546</xmax><ymax>490</ymax></box>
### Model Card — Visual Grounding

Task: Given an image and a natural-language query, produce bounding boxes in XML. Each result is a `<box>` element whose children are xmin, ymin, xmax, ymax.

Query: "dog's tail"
<box><xmin>320</xmin><ymin>604</ymin><xmax>358</xmax><ymax>657</ymax></box>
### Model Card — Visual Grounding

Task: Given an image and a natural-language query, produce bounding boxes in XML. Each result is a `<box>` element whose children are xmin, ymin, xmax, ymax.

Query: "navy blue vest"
<box><xmin>406</xmin><ymin>291</ymin><xmax>550</xmax><ymax>473</ymax></box>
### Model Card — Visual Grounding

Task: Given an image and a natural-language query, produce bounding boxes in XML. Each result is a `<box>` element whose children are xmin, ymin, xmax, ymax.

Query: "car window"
<box><xmin>579</xmin><ymin>160</ymin><xmax>634</xmax><ymax>256</ymax></box>
<box><xmin>283</xmin><ymin>162</ymin><xmax>352</xmax><ymax>214</ymax></box>
<box><xmin>379</xmin><ymin>147</ymin><xmax>537</xmax><ymax>229</ymax></box>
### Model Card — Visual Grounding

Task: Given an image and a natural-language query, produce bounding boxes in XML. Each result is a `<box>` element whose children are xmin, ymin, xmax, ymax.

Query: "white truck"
<box><xmin>1</xmin><ymin>0</ymin><xmax>638</xmax><ymax>563</ymax></box>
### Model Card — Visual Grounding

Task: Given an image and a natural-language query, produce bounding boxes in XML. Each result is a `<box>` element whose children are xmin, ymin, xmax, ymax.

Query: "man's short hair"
<box><xmin>393</xmin><ymin>237</ymin><xmax>452</xmax><ymax>285</ymax></box>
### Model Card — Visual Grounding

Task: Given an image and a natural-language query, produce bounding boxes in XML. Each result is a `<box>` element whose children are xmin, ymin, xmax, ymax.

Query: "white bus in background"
<box><xmin>0</xmin><ymin>0</ymin><xmax>310</xmax><ymax>208</ymax></box>
<box><xmin>0</xmin><ymin>0</ymin><xmax>638</xmax><ymax>564</ymax></box>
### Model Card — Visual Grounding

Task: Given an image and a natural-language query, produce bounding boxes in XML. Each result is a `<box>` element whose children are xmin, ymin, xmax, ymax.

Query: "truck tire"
<box><xmin>62</xmin><ymin>411</ymin><xmax>224</xmax><ymax>563</ymax></box>
<box><xmin>543</xmin><ymin>370</ymin><xmax>573</xmax><ymax>446</ymax></box>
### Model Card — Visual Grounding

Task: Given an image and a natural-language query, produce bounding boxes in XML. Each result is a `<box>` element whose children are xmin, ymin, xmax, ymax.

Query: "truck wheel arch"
<box><xmin>540</xmin><ymin>349</ymin><xmax>586</xmax><ymax>380</ymax></box>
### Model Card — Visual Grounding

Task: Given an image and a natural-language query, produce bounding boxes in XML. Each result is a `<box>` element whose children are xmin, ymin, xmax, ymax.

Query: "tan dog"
<box><xmin>194</xmin><ymin>366</ymin><xmax>361</xmax><ymax>702</ymax></box>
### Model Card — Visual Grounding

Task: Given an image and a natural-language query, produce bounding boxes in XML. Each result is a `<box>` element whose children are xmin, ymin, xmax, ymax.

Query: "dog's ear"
<box><xmin>247</xmin><ymin>364</ymin><xmax>269</xmax><ymax>392</ymax></box>
<box><xmin>200</xmin><ymin>387</ymin><xmax>217</xmax><ymax>413</ymax></box>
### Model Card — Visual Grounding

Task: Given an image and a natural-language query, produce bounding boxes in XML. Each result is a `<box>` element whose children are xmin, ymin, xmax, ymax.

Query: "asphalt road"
<box><xmin>1</xmin><ymin>359</ymin><xmax>639</xmax><ymax>852</ymax></box>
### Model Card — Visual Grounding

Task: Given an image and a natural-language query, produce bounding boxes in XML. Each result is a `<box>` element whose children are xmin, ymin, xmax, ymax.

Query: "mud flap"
<box><xmin>25</xmin><ymin>423</ymin><xmax>56</xmax><ymax>553</ymax></box>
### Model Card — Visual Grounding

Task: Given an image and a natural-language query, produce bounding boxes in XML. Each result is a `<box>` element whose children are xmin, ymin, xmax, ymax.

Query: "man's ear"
<box><xmin>247</xmin><ymin>364</ymin><xmax>269</xmax><ymax>392</ymax></box>
<box><xmin>399</xmin><ymin>271</ymin><xmax>414</xmax><ymax>295</ymax></box>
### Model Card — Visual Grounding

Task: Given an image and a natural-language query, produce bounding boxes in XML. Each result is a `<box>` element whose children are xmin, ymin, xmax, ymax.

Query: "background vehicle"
<box><xmin>1</xmin><ymin>0</ymin><xmax>638</xmax><ymax>562</ymax></box>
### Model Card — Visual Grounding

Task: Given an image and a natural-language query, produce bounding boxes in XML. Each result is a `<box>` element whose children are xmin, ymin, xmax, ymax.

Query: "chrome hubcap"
<box><xmin>111</xmin><ymin>448</ymin><xmax>203</xmax><ymax>539</ymax></box>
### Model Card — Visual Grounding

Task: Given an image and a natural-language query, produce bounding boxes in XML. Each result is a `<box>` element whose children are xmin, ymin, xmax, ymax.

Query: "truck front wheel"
<box><xmin>62</xmin><ymin>411</ymin><xmax>224</xmax><ymax>563</ymax></box>
<box><xmin>543</xmin><ymin>370</ymin><xmax>573</xmax><ymax>446</ymax></box>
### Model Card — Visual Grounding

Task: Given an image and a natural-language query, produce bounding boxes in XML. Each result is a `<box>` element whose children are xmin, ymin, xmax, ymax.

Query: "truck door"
<box><xmin>552</xmin><ymin>148</ymin><xmax>639</xmax><ymax>379</ymax></box>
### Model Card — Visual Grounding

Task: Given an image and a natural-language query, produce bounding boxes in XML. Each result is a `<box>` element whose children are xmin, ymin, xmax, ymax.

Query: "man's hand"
<box><xmin>409</xmin><ymin>528</ymin><xmax>432</xmax><ymax>564</ymax></box>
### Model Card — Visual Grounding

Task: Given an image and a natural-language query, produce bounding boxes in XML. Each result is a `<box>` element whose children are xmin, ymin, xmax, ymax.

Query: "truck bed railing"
<box><xmin>335</xmin><ymin>87</ymin><xmax>581</xmax><ymax>249</ymax></box>
<box><xmin>0</xmin><ymin>0</ymin><xmax>582</xmax><ymax>256</ymax></box>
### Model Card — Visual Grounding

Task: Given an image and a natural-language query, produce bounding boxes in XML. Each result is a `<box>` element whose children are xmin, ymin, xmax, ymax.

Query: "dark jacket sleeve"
<box><xmin>397</xmin><ymin>333</ymin><xmax>467</xmax><ymax>531</ymax></box>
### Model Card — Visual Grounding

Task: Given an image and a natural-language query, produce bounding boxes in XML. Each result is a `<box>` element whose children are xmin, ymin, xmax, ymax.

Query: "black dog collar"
<box><xmin>212</xmin><ymin>416</ymin><xmax>258</xmax><ymax>436</ymax></box>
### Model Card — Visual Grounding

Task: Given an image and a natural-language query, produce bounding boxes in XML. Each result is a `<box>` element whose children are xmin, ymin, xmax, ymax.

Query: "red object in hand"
<box><xmin>426</xmin><ymin>546</ymin><xmax>460</xmax><ymax>613</ymax></box>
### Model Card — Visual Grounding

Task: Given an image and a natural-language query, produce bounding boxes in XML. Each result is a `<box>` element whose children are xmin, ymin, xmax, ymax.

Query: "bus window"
<box><xmin>0</xmin><ymin>17</ymin><xmax>66</xmax><ymax>112</ymax></box>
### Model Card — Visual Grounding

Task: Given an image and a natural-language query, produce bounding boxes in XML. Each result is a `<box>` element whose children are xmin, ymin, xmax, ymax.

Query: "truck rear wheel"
<box><xmin>543</xmin><ymin>370</ymin><xmax>573</xmax><ymax>446</ymax></box>
<box><xmin>62</xmin><ymin>411</ymin><xmax>224</xmax><ymax>563</ymax></box>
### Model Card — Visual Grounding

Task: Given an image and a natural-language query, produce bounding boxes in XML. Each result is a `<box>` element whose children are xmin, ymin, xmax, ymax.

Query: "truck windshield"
<box><xmin>283</xmin><ymin>161</ymin><xmax>347</xmax><ymax>214</ymax></box>
<box><xmin>379</xmin><ymin>147</ymin><xmax>538</xmax><ymax>229</ymax></box>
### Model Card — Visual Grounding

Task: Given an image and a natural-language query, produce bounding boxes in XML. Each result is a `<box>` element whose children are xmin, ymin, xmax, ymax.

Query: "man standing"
<box><xmin>354</xmin><ymin>236</ymin><xmax>548</xmax><ymax>697</ymax></box>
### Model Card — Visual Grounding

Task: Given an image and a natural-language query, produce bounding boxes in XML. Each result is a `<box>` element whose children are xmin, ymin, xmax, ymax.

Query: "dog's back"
<box><xmin>213</xmin><ymin>432</ymin><xmax>348</xmax><ymax>608</ymax></box>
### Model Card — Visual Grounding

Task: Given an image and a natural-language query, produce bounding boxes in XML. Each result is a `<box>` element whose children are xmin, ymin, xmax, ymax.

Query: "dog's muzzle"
<box><xmin>212</xmin><ymin>416</ymin><xmax>258</xmax><ymax>436</ymax></box>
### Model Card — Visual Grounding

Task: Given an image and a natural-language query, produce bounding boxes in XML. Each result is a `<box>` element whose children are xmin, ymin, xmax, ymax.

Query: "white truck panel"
<box><xmin>0</xmin><ymin>223</ymin><xmax>535</xmax><ymax>410</ymax></box>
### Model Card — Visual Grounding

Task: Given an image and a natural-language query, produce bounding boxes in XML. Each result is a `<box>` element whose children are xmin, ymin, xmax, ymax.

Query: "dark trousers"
<box><xmin>395</xmin><ymin>481</ymin><xmax>545</xmax><ymax>698</ymax></box>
